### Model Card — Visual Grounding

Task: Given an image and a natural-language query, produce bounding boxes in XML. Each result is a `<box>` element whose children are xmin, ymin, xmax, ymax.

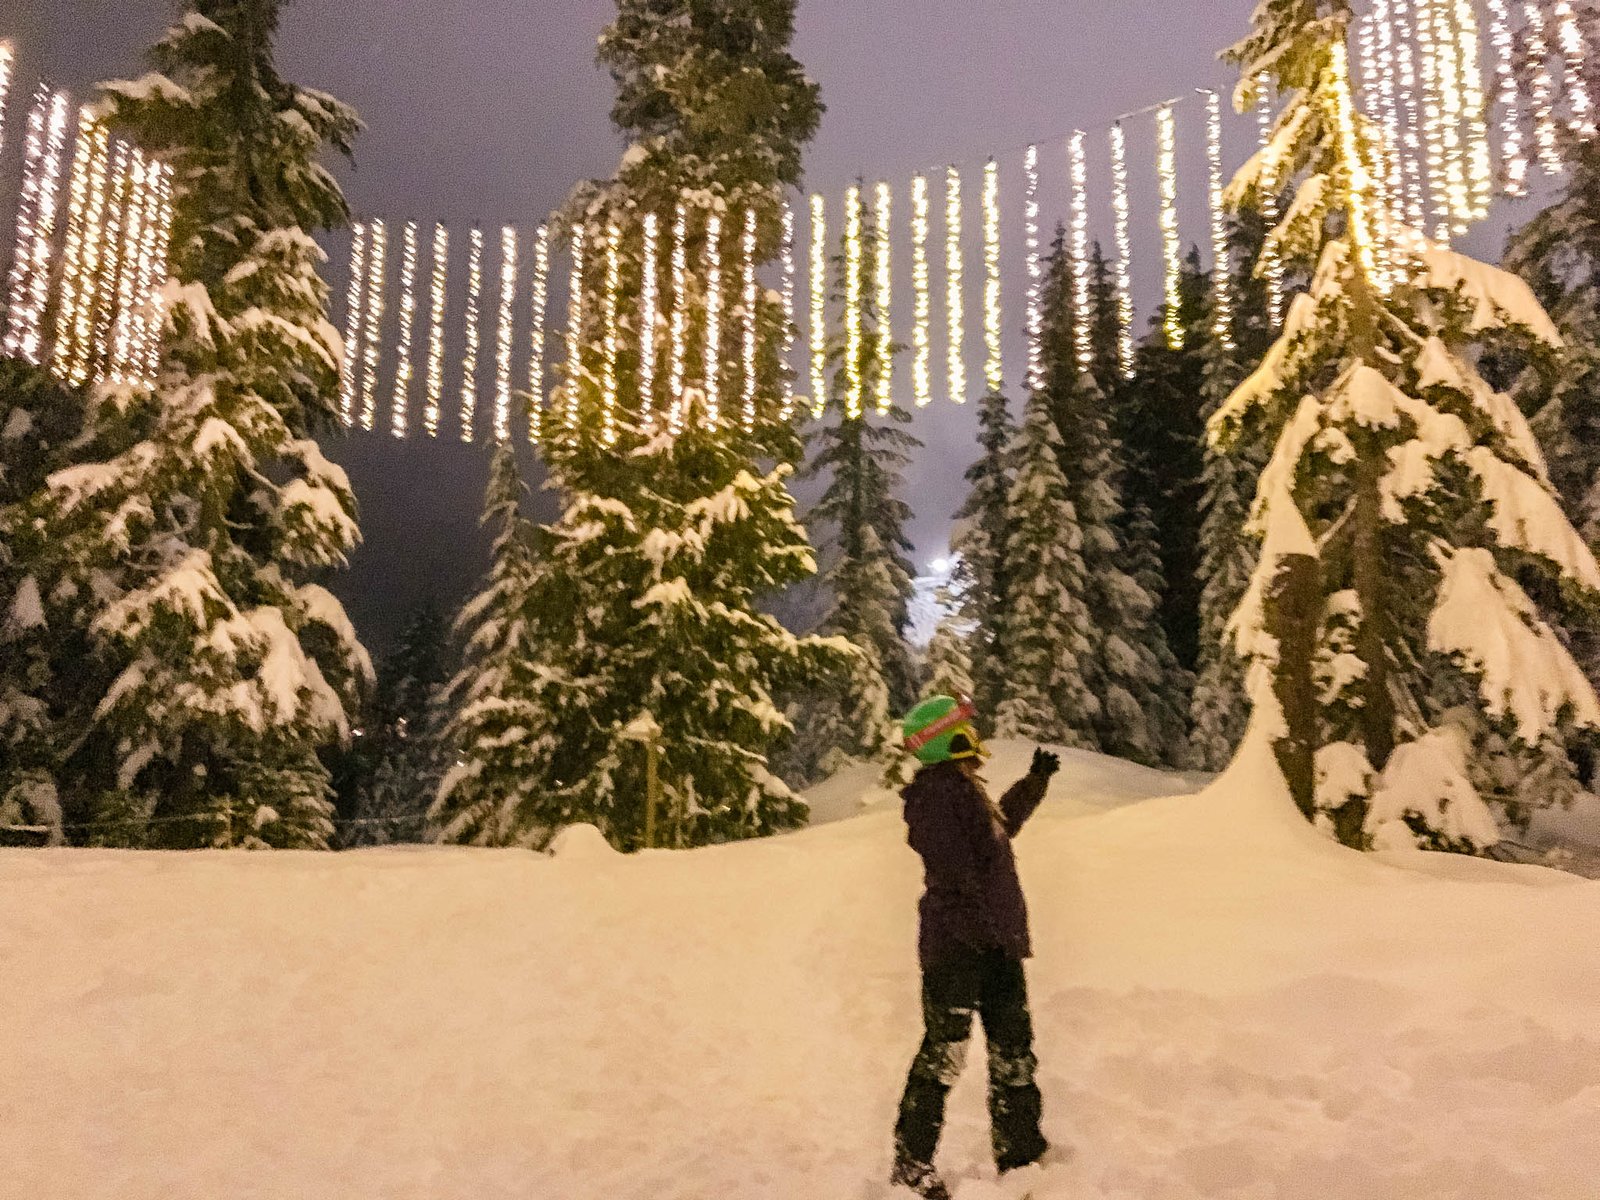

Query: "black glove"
<box><xmin>1031</xmin><ymin>748</ymin><xmax>1061</xmax><ymax>780</ymax></box>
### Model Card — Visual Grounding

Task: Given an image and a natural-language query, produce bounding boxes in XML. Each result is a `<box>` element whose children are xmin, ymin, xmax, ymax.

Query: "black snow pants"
<box><xmin>893</xmin><ymin>947</ymin><xmax>1047</xmax><ymax>1178</ymax></box>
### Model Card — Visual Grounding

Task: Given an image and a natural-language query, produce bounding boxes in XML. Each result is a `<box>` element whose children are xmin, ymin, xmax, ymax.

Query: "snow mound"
<box><xmin>3</xmin><ymin>744</ymin><xmax>1599</xmax><ymax>1199</ymax></box>
<box><xmin>547</xmin><ymin>822</ymin><xmax>620</xmax><ymax>861</ymax></box>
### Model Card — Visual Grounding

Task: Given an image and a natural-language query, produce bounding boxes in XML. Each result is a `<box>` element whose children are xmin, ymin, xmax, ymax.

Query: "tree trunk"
<box><xmin>1267</xmin><ymin>552</ymin><xmax>1322</xmax><ymax>821</ymax></box>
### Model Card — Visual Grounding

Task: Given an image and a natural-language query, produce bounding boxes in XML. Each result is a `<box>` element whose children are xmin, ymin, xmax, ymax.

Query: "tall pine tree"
<box><xmin>950</xmin><ymin>388</ymin><xmax>1015</xmax><ymax>716</ymax></box>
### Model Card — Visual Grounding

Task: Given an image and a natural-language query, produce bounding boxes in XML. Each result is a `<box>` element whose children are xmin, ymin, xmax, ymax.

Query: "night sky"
<box><xmin>9</xmin><ymin>0</ymin><xmax>1521</xmax><ymax>652</ymax></box>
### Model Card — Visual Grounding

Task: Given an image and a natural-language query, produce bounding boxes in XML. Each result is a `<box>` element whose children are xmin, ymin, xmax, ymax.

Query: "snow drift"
<box><xmin>3</xmin><ymin>740</ymin><xmax>1598</xmax><ymax>1199</ymax></box>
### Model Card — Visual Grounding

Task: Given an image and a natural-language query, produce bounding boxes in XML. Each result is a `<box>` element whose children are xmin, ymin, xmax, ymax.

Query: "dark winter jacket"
<box><xmin>902</xmin><ymin>761</ymin><xmax>1048</xmax><ymax>968</ymax></box>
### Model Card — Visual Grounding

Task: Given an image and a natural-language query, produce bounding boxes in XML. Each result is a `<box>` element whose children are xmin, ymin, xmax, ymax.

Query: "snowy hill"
<box><xmin>3</xmin><ymin>739</ymin><xmax>1599</xmax><ymax>1200</ymax></box>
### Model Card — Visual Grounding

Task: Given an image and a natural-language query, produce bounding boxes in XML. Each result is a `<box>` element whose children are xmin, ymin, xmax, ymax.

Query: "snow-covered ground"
<box><xmin>4</xmin><ymin>738</ymin><xmax>1599</xmax><ymax>1200</ymax></box>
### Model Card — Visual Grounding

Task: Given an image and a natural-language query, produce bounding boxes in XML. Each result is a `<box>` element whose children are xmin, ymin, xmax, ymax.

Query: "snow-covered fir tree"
<box><xmin>1217</xmin><ymin>0</ymin><xmax>1600</xmax><ymax>851</ymax></box>
<box><xmin>804</xmin><ymin>185</ymin><xmax>921</xmax><ymax>751</ymax></box>
<box><xmin>0</xmin><ymin>2</ymin><xmax>370</xmax><ymax>849</ymax></box>
<box><xmin>443</xmin><ymin>0</ymin><xmax>850</xmax><ymax>849</ymax></box>
<box><xmin>1193</xmin><ymin>207</ymin><xmax>1278</xmax><ymax>770</ymax></box>
<box><xmin>923</xmin><ymin>612</ymin><xmax>976</xmax><ymax>702</ymax></box>
<box><xmin>430</xmin><ymin>445</ymin><xmax>553</xmax><ymax>846</ymax></box>
<box><xmin>950</xmin><ymin>387</ymin><xmax>1015</xmax><ymax>716</ymax></box>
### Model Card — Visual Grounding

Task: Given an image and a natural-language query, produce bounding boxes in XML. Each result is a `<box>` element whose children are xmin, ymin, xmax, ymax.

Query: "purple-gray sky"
<box><xmin>15</xmin><ymin>0</ymin><xmax>1511</xmax><ymax>650</ymax></box>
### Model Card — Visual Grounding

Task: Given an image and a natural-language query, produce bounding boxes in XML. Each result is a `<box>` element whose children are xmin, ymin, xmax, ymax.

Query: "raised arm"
<box><xmin>998</xmin><ymin>749</ymin><xmax>1061</xmax><ymax>837</ymax></box>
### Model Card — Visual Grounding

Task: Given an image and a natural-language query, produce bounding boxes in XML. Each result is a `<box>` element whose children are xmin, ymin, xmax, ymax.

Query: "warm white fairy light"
<box><xmin>359</xmin><ymin>218</ymin><xmax>387</xmax><ymax>431</ymax></box>
<box><xmin>389</xmin><ymin>221</ymin><xmax>419</xmax><ymax>439</ymax></box>
<box><xmin>0</xmin><ymin>43</ymin><xmax>14</xmax><ymax>155</ymax></box>
<box><xmin>91</xmin><ymin>144</ymin><xmax>132</xmax><ymax>379</ymax></box>
<box><xmin>125</xmin><ymin>157</ymin><xmax>167</xmax><ymax>386</ymax></box>
<box><xmin>638</xmin><ymin>212</ymin><xmax>660</xmax><ymax>429</ymax></box>
<box><xmin>1556</xmin><ymin>1</ymin><xmax>1596</xmax><ymax>136</ymax></box>
<box><xmin>1526</xmin><ymin>2</ymin><xmax>1564</xmax><ymax>174</ymax></box>
<box><xmin>1332</xmin><ymin>39</ymin><xmax>1386</xmax><ymax>291</ymax></box>
<box><xmin>140</xmin><ymin>165</ymin><xmax>174</xmax><ymax>386</ymax></box>
<box><xmin>1456</xmin><ymin>0</ymin><xmax>1493</xmax><ymax>221</ymax></box>
<box><xmin>339</xmin><ymin>221</ymin><xmax>367</xmax><ymax>426</ymax></box>
<box><xmin>1255</xmin><ymin>83</ymin><xmax>1285</xmax><ymax>329</ymax></box>
<box><xmin>5</xmin><ymin>87</ymin><xmax>70</xmax><ymax>365</ymax></box>
<box><xmin>600</xmin><ymin>222</ymin><xmax>622</xmax><ymax>446</ymax></box>
<box><xmin>742</xmin><ymin>208</ymin><xmax>760</xmax><ymax>430</ymax></box>
<box><xmin>1484</xmin><ymin>0</ymin><xmax>1527</xmax><ymax>194</ymax></box>
<box><xmin>494</xmin><ymin>224</ymin><xmax>519</xmax><ymax>444</ymax></box>
<box><xmin>910</xmin><ymin>174</ymin><xmax>933</xmax><ymax>408</ymax></box>
<box><xmin>1109</xmin><ymin>124</ymin><xmax>1135</xmax><ymax>379</ymax></box>
<box><xmin>982</xmin><ymin>160</ymin><xmax>1003</xmax><ymax>395</ymax></box>
<box><xmin>107</xmin><ymin>156</ymin><xmax>150</xmax><ymax>383</ymax></box>
<box><xmin>780</xmin><ymin>202</ymin><xmax>798</xmax><ymax>420</ymax></box>
<box><xmin>1391</xmin><ymin>0</ymin><xmax>1429</xmax><ymax>226</ymax></box>
<box><xmin>423</xmin><ymin>224</ymin><xmax>449</xmax><ymax>438</ymax></box>
<box><xmin>703</xmin><ymin>210</ymin><xmax>724</xmax><ymax>429</ymax></box>
<box><xmin>1024</xmin><ymin>144</ymin><xmax>1043</xmax><ymax>392</ymax></box>
<box><xmin>1156</xmin><ymin>105</ymin><xmax>1184</xmax><ymax>351</ymax></box>
<box><xmin>565</xmin><ymin>223</ymin><xmax>587</xmax><ymax>435</ymax></box>
<box><xmin>874</xmin><ymin>182</ymin><xmax>893</xmax><ymax>415</ymax></box>
<box><xmin>527</xmin><ymin>223</ymin><xmax>551</xmax><ymax>444</ymax></box>
<box><xmin>669</xmin><ymin>203</ymin><xmax>691</xmax><ymax>432</ymax></box>
<box><xmin>54</xmin><ymin>109</ymin><xmax>109</xmax><ymax>384</ymax></box>
<box><xmin>844</xmin><ymin>184</ymin><xmax>865</xmax><ymax>421</ymax></box>
<box><xmin>945</xmin><ymin>167</ymin><xmax>967</xmax><ymax>405</ymax></box>
<box><xmin>1416</xmin><ymin>0</ymin><xmax>1451</xmax><ymax>238</ymax></box>
<box><xmin>1069</xmin><ymin>131</ymin><xmax>1092</xmax><ymax>371</ymax></box>
<box><xmin>808</xmin><ymin>195</ymin><xmax>827</xmax><ymax>419</ymax></box>
<box><xmin>1200</xmin><ymin>92</ymin><xmax>1234</xmax><ymax>351</ymax></box>
<box><xmin>459</xmin><ymin>226</ymin><xmax>483</xmax><ymax>443</ymax></box>
<box><xmin>1368</xmin><ymin>0</ymin><xmax>1406</xmax><ymax>215</ymax></box>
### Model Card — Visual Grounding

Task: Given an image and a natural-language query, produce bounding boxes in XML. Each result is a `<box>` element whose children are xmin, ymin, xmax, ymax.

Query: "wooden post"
<box><xmin>644</xmin><ymin>735</ymin><xmax>661</xmax><ymax>850</ymax></box>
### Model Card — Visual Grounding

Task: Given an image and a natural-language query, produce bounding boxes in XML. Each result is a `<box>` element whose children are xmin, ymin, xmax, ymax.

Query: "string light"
<box><xmin>1332</xmin><ymin>39</ymin><xmax>1385</xmax><ymax>291</ymax></box>
<box><xmin>1485</xmin><ymin>0</ymin><xmax>1527</xmax><ymax>195</ymax></box>
<box><xmin>1024</xmin><ymin>144</ymin><xmax>1043</xmax><ymax>392</ymax></box>
<box><xmin>91</xmin><ymin>143</ymin><xmax>132</xmax><ymax>383</ymax></box>
<box><xmin>1368</xmin><ymin>0</ymin><xmax>1406</xmax><ymax>218</ymax></box>
<box><xmin>390</xmin><ymin>221</ymin><xmax>419</xmax><ymax>439</ymax></box>
<box><xmin>982</xmin><ymin>159</ymin><xmax>1003</xmax><ymax>395</ymax></box>
<box><xmin>808</xmin><ymin>194</ymin><xmax>827</xmax><ymax>419</ymax></box>
<box><xmin>1157</xmin><ymin>105</ymin><xmax>1184</xmax><ymax>351</ymax></box>
<box><xmin>911</xmin><ymin>174</ymin><xmax>933</xmax><ymax>408</ymax></box>
<box><xmin>742</xmin><ymin>207</ymin><xmax>760</xmax><ymax>430</ymax></box>
<box><xmin>360</xmin><ymin>218</ymin><xmax>387</xmax><ymax>432</ymax></box>
<box><xmin>601</xmin><ymin>222</ymin><xmax>622</xmax><ymax>446</ymax></box>
<box><xmin>945</xmin><ymin>167</ymin><xmax>966</xmax><ymax>405</ymax></box>
<box><xmin>140</xmin><ymin>165</ymin><xmax>173</xmax><ymax>386</ymax></box>
<box><xmin>494</xmin><ymin>224</ymin><xmax>519</xmax><ymax>444</ymax></box>
<box><xmin>844</xmin><ymin>184</ymin><xmax>865</xmax><ymax>421</ymax></box>
<box><xmin>1392</xmin><ymin>0</ymin><xmax>1429</xmax><ymax>226</ymax></box>
<box><xmin>424</xmin><ymin>224</ymin><xmax>449</xmax><ymax>438</ymax></box>
<box><xmin>459</xmin><ymin>225</ymin><xmax>483</xmax><ymax>443</ymax></box>
<box><xmin>5</xmin><ymin>87</ymin><xmax>70</xmax><ymax>365</ymax></box>
<box><xmin>1201</xmin><ymin>92</ymin><xmax>1234</xmax><ymax>351</ymax></box>
<box><xmin>874</xmin><ymin>182</ymin><xmax>893</xmax><ymax>415</ymax></box>
<box><xmin>1070</xmin><ymin>131</ymin><xmax>1092</xmax><ymax>372</ymax></box>
<box><xmin>1556</xmin><ymin>1</ymin><xmax>1596</xmax><ymax>136</ymax></box>
<box><xmin>780</xmin><ymin>201</ymin><xmax>798</xmax><ymax>421</ymax></box>
<box><xmin>1255</xmin><ymin>83</ymin><xmax>1284</xmax><ymax>329</ymax></box>
<box><xmin>1110</xmin><ymin>124</ymin><xmax>1135</xmax><ymax>378</ymax></box>
<box><xmin>0</xmin><ymin>42</ymin><xmax>14</xmax><ymax>155</ymax></box>
<box><xmin>669</xmin><ymin>203</ymin><xmax>690</xmax><ymax>433</ymax></box>
<box><xmin>527</xmin><ymin>223</ymin><xmax>550</xmax><ymax>444</ymax></box>
<box><xmin>703</xmin><ymin>210</ymin><xmax>724</xmax><ymax>429</ymax></box>
<box><xmin>1526</xmin><ymin>2</ymin><xmax>1564</xmax><ymax>174</ymax></box>
<box><xmin>339</xmin><ymin>221</ymin><xmax>367</xmax><ymax>426</ymax></box>
<box><xmin>126</xmin><ymin>156</ymin><xmax>167</xmax><ymax>387</ymax></box>
<box><xmin>638</xmin><ymin>213</ymin><xmax>660</xmax><ymax>429</ymax></box>
<box><xmin>1416</xmin><ymin>0</ymin><xmax>1449</xmax><ymax>237</ymax></box>
<box><xmin>565</xmin><ymin>222</ymin><xmax>587</xmax><ymax>435</ymax></box>
<box><xmin>54</xmin><ymin>109</ymin><xmax>109</xmax><ymax>385</ymax></box>
<box><xmin>107</xmin><ymin>155</ymin><xmax>149</xmax><ymax>383</ymax></box>
<box><xmin>1455</xmin><ymin>0</ymin><xmax>1492</xmax><ymax>221</ymax></box>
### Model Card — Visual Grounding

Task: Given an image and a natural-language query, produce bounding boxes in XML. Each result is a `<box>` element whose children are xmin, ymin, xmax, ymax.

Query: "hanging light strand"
<box><xmin>565</xmin><ymin>223</ymin><xmax>587</xmax><ymax>436</ymax></box>
<box><xmin>742</xmin><ymin>208</ymin><xmax>761</xmax><ymax>430</ymax></box>
<box><xmin>1157</xmin><ymin>105</ymin><xmax>1184</xmax><ymax>351</ymax></box>
<box><xmin>780</xmin><ymin>201</ymin><xmax>798</xmax><ymax>421</ymax></box>
<box><xmin>125</xmin><ymin>157</ymin><xmax>167</xmax><ymax>386</ymax></box>
<box><xmin>844</xmin><ymin>184</ymin><xmax>865</xmax><ymax>421</ymax></box>
<box><xmin>1110</xmin><ymin>124</ymin><xmax>1135</xmax><ymax>378</ymax></box>
<box><xmin>669</xmin><ymin>203</ymin><xmax>691</xmax><ymax>433</ymax></box>
<box><xmin>494</xmin><ymin>225</ymin><xmax>519</xmax><ymax>444</ymax></box>
<box><xmin>1556</xmin><ymin>1</ymin><xmax>1596</xmax><ymax>137</ymax></box>
<box><xmin>601</xmin><ymin>222</ymin><xmax>622</xmax><ymax>446</ymax></box>
<box><xmin>703</xmin><ymin>210</ymin><xmax>724</xmax><ymax>430</ymax></box>
<box><xmin>527</xmin><ymin>222</ymin><xmax>550</xmax><ymax>444</ymax></box>
<box><xmin>910</xmin><ymin>174</ymin><xmax>933</xmax><ymax>408</ymax></box>
<box><xmin>638</xmin><ymin>213</ymin><xmax>660</xmax><ymax>430</ymax></box>
<box><xmin>982</xmin><ymin>160</ymin><xmax>1003</xmax><ymax>394</ymax></box>
<box><xmin>1456</xmin><ymin>0</ymin><xmax>1493</xmax><ymax>220</ymax></box>
<box><xmin>390</xmin><ymin>221</ymin><xmax>419</xmax><ymax>439</ymax></box>
<box><xmin>359</xmin><ymin>218</ymin><xmax>387</xmax><ymax>431</ymax></box>
<box><xmin>54</xmin><ymin>109</ymin><xmax>108</xmax><ymax>384</ymax></box>
<box><xmin>423</xmin><ymin>224</ymin><xmax>449</xmax><ymax>438</ymax></box>
<box><xmin>1526</xmin><ymin>2</ymin><xmax>1564</xmax><ymax>174</ymax></box>
<box><xmin>5</xmin><ymin>87</ymin><xmax>71</xmax><ymax>365</ymax></box>
<box><xmin>0</xmin><ymin>42</ymin><xmax>14</xmax><ymax>155</ymax></box>
<box><xmin>808</xmin><ymin>195</ymin><xmax>828</xmax><ymax>419</ymax></box>
<box><xmin>107</xmin><ymin>155</ymin><xmax>150</xmax><ymax>383</ymax></box>
<box><xmin>1485</xmin><ymin>0</ymin><xmax>1528</xmax><ymax>194</ymax></box>
<box><xmin>339</xmin><ymin>222</ymin><xmax>367</xmax><ymax>426</ymax></box>
<box><xmin>139</xmin><ymin>165</ymin><xmax>174</xmax><ymax>386</ymax></box>
<box><xmin>1201</xmin><ymin>92</ymin><xmax>1234</xmax><ymax>351</ymax></box>
<box><xmin>1391</xmin><ymin>0</ymin><xmax>1429</xmax><ymax>226</ymax></box>
<box><xmin>945</xmin><ymin>167</ymin><xmax>967</xmax><ymax>404</ymax></box>
<box><xmin>874</xmin><ymin>182</ymin><xmax>894</xmax><ymax>415</ymax></box>
<box><xmin>90</xmin><ymin>144</ymin><xmax>132</xmax><ymax>383</ymax></box>
<box><xmin>1369</xmin><ymin>0</ymin><xmax>1406</xmax><ymax>212</ymax></box>
<box><xmin>1069</xmin><ymin>131</ymin><xmax>1092</xmax><ymax>371</ymax></box>
<box><xmin>459</xmin><ymin>226</ymin><xmax>483</xmax><ymax>443</ymax></box>
<box><xmin>1255</xmin><ymin>83</ymin><xmax>1285</xmax><ymax>328</ymax></box>
<box><xmin>1024</xmin><ymin>144</ymin><xmax>1044</xmax><ymax>391</ymax></box>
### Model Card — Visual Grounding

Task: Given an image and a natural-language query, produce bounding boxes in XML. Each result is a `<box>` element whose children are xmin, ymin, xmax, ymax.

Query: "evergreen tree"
<box><xmin>0</xmin><ymin>2</ymin><xmax>370</xmax><ymax>848</ymax></box>
<box><xmin>445</xmin><ymin>0</ymin><xmax>847</xmax><ymax>849</ymax></box>
<box><xmin>950</xmin><ymin>387</ymin><xmax>1015</xmax><ymax>716</ymax></box>
<box><xmin>924</xmin><ymin>612</ymin><xmax>976</xmax><ymax>702</ymax></box>
<box><xmin>1219</xmin><ymin>0</ymin><xmax>1600</xmax><ymax>852</ymax></box>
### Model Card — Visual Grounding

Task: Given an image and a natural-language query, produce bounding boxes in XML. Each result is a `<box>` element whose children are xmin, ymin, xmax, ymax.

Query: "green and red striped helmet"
<box><xmin>902</xmin><ymin>695</ymin><xmax>987</xmax><ymax>766</ymax></box>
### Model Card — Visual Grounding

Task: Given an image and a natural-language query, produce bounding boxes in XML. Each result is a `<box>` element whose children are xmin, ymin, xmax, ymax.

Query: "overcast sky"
<box><xmin>11</xmin><ymin>0</ymin><xmax>1507</xmax><ymax>651</ymax></box>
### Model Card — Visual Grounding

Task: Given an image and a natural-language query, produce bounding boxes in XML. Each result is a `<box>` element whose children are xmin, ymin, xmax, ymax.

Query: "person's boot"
<box><xmin>890</xmin><ymin>1157</ymin><xmax>952</xmax><ymax>1200</ymax></box>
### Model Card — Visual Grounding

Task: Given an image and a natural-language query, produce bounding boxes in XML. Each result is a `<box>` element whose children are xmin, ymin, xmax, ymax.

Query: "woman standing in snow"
<box><xmin>890</xmin><ymin>696</ymin><xmax>1061</xmax><ymax>1199</ymax></box>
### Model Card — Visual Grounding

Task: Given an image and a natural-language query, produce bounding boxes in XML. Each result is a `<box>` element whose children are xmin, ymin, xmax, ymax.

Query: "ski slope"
<box><xmin>3</xmin><ymin>738</ymin><xmax>1598</xmax><ymax>1200</ymax></box>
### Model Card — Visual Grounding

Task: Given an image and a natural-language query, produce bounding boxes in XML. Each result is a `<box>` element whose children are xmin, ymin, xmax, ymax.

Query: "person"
<box><xmin>890</xmin><ymin>695</ymin><xmax>1061</xmax><ymax>1200</ymax></box>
